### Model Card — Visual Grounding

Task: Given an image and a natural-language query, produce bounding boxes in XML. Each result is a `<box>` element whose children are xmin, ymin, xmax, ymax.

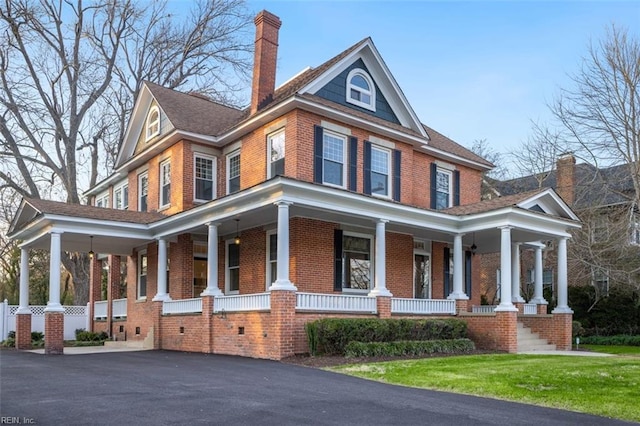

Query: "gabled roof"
<box><xmin>422</xmin><ymin>125</ymin><xmax>494</xmax><ymax>169</ymax></box>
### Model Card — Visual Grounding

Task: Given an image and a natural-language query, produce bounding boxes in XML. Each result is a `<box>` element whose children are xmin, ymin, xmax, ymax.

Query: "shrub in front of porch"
<box><xmin>305</xmin><ymin>318</ymin><xmax>468</xmax><ymax>356</ymax></box>
<box><xmin>344</xmin><ymin>339</ymin><xmax>475</xmax><ymax>358</ymax></box>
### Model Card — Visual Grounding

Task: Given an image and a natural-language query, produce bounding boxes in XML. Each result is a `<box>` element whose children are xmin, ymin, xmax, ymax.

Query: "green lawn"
<box><xmin>580</xmin><ymin>345</ymin><xmax>640</xmax><ymax>356</ymax></box>
<box><xmin>331</xmin><ymin>354</ymin><xmax>640</xmax><ymax>422</ymax></box>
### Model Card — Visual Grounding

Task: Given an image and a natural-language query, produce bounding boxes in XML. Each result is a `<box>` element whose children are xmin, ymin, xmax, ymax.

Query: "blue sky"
<box><xmin>247</xmin><ymin>1</ymin><xmax>639</xmax><ymax>157</ymax></box>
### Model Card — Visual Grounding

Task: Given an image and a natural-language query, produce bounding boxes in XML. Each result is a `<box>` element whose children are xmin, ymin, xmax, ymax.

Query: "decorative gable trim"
<box><xmin>517</xmin><ymin>189</ymin><xmax>580</xmax><ymax>221</ymax></box>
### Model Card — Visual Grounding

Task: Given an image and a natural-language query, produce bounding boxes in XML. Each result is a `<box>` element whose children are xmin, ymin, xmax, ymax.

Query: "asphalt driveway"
<box><xmin>0</xmin><ymin>350</ymin><xmax>632</xmax><ymax>425</ymax></box>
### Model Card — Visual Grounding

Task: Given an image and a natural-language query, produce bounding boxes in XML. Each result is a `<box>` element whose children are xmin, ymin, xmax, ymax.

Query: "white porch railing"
<box><xmin>391</xmin><ymin>298</ymin><xmax>456</xmax><ymax>315</ymax></box>
<box><xmin>472</xmin><ymin>305</ymin><xmax>497</xmax><ymax>314</ymax></box>
<box><xmin>296</xmin><ymin>293</ymin><xmax>377</xmax><ymax>313</ymax></box>
<box><xmin>112</xmin><ymin>299</ymin><xmax>127</xmax><ymax>318</ymax></box>
<box><xmin>94</xmin><ymin>301</ymin><xmax>108</xmax><ymax>319</ymax></box>
<box><xmin>162</xmin><ymin>298</ymin><xmax>203</xmax><ymax>315</ymax></box>
<box><xmin>523</xmin><ymin>303</ymin><xmax>537</xmax><ymax>315</ymax></box>
<box><xmin>214</xmin><ymin>293</ymin><xmax>270</xmax><ymax>313</ymax></box>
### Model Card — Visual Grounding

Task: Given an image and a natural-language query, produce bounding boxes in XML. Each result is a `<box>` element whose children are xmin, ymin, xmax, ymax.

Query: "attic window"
<box><xmin>146</xmin><ymin>106</ymin><xmax>160</xmax><ymax>141</ymax></box>
<box><xmin>346</xmin><ymin>69</ymin><xmax>375</xmax><ymax>111</ymax></box>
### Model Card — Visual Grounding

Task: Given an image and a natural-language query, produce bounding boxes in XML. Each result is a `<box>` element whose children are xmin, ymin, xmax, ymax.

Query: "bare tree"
<box><xmin>508</xmin><ymin>121</ymin><xmax>563</xmax><ymax>188</ymax></box>
<box><xmin>0</xmin><ymin>0</ymin><xmax>252</xmax><ymax>303</ymax></box>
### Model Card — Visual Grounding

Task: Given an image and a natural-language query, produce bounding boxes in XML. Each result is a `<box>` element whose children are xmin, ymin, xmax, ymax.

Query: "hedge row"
<box><xmin>305</xmin><ymin>318</ymin><xmax>468</xmax><ymax>355</ymax></box>
<box><xmin>579</xmin><ymin>335</ymin><xmax>640</xmax><ymax>346</ymax></box>
<box><xmin>345</xmin><ymin>338</ymin><xmax>475</xmax><ymax>358</ymax></box>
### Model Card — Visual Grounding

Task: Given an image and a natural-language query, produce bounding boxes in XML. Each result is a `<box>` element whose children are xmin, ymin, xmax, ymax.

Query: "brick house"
<box><xmin>8</xmin><ymin>11</ymin><xmax>580</xmax><ymax>357</ymax></box>
<box><xmin>479</xmin><ymin>153</ymin><xmax>639</xmax><ymax>306</ymax></box>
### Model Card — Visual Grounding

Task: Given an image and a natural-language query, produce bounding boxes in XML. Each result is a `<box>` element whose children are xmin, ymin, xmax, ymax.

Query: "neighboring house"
<box><xmin>480</xmin><ymin>154</ymin><xmax>640</xmax><ymax>305</ymax></box>
<box><xmin>7</xmin><ymin>11</ymin><xmax>580</xmax><ymax>358</ymax></box>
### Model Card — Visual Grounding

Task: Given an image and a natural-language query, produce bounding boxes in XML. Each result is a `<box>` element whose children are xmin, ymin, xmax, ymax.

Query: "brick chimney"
<box><xmin>250</xmin><ymin>10</ymin><xmax>281</xmax><ymax>115</ymax></box>
<box><xmin>556</xmin><ymin>152</ymin><xmax>576</xmax><ymax>206</ymax></box>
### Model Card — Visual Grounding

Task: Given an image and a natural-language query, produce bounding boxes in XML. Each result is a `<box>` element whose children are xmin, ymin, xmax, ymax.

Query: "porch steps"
<box><xmin>517</xmin><ymin>322</ymin><xmax>556</xmax><ymax>352</ymax></box>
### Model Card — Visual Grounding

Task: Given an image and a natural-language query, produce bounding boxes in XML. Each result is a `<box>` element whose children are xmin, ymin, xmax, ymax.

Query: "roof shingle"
<box><xmin>26</xmin><ymin>198</ymin><xmax>166</xmax><ymax>224</ymax></box>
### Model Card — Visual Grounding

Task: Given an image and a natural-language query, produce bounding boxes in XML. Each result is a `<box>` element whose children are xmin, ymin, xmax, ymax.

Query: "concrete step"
<box><xmin>103</xmin><ymin>340</ymin><xmax>146</xmax><ymax>349</ymax></box>
<box><xmin>517</xmin><ymin>322</ymin><xmax>557</xmax><ymax>352</ymax></box>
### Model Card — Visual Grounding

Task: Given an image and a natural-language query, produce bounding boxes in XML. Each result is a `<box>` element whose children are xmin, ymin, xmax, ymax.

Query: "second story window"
<box><xmin>160</xmin><ymin>160</ymin><xmax>171</xmax><ymax>208</ymax></box>
<box><xmin>227</xmin><ymin>151</ymin><xmax>240</xmax><ymax>194</ymax></box>
<box><xmin>268</xmin><ymin>130</ymin><xmax>285</xmax><ymax>178</ymax></box>
<box><xmin>346</xmin><ymin>69</ymin><xmax>375</xmax><ymax>111</ymax></box>
<box><xmin>370</xmin><ymin>146</ymin><xmax>390</xmax><ymax>197</ymax></box>
<box><xmin>322</xmin><ymin>131</ymin><xmax>346</xmax><ymax>188</ymax></box>
<box><xmin>435</xmin><ymin>169</ymin><xmax>452</xmax><ymax>210</ymax></box>
<box><xmin>146</xmin><ymin>106</ymin><xmax>160</xmax><ymax>141</ymax></box>
<box><xmin>114</xmin><ymin>183</ymin><xmax>128</xmax><ymax>210</ymax></box>
<box><xmin>138</xmin><ymin>172</ymin><xmax>148</xmax><ymax>212</ymax></box>
<box><xmin>95</xmin><ymin>192</ymin><xmax>109</xmax><ymax>208</ymax></box>
<box><xmin>194</xmin><ymin>155</ymin><xmax>216</xmax><ymax>202</ymax></box>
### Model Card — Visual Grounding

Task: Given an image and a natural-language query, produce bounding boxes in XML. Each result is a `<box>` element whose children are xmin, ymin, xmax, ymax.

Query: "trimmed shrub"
<box><xmin>344</xmin><ymin>338</ymin><xmax>475</xmax><ymax>358</ymax></box>
<box><xmin>306</xmin><ymin>318</ymin><xmax>468</xmax><ymax>355</ymax></box>
<box><xmin>580</xmin><ymin>335</ymin><xmax>640</xmax><ymax>346</ymax></box>
<box><xmin>75</xmin><ymin>329</ymin><xmax>108</xmax><ymax>342</ymax></box>
<box><xmin>572</xmin><ymin>321</ymin><xmax>585</xmax><ymax>338</ymax></box>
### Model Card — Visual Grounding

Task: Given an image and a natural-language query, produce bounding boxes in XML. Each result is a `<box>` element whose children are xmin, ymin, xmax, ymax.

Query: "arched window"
<box><xmin>346</xmin><ymin>69</ymin><xmax>375</xmax><ymax>111</ymax></box>
<box><xmin>146</xmin><ymin>106</ymin><xmax>160</xmax><ymax>140</ymax></box>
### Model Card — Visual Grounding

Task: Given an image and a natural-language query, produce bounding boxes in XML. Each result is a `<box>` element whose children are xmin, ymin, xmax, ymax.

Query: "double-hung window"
<box><xmin>138</xmin><ymin>172</ymin><xmax>149</xmax><ymax>212</ymax></box>
<box><xmin>114</xmin><ymin>184</ymin><xmax>128</xmax><ymax>210</ymax></box>
<box><xmin>137</xmin><ymin>251</ymin><xmax>147</xmax><ymax>299</ymax></box>
<box><xmin>194</xmin><ymin>155</ymin><xmax>215</xmax><ymax>202</ymax></box>
<box><xmin>342</xmin><ymin>233</ymin><xmax>372</xmax><ymax>291</ymax></box>
<box><xmin>322</xmin><ymin>131</ymin><xmax>346</xmax><ymax>187</ymax></box>
<box><xmin>226</xmin><ymin>240</ymin><xmax>240</xmax><ymax>294</ymax></box>
<box><xmin>160</xmin><ymin>160</ymin><xmax>171</xmax><ymax>208</ymax></box>
<box><xmin>227</xmin><ymin>151</ymin><xmax>241</xmax><ymax>194</ymax></box>
<box><xmin>95</xmin><ymin>192</ymin><xmax>109</xmax><ymax>208</ymax></box>
<box><xmin>266</xmin><ymin>231</ymin><xmax>277</xmax><ymax>290</ymax></box>
<box><xmin>435</xmin><ymin>169</ymin><xmax>452</xmax><ymax>210</ymax></box>
<box><xmin>268</xmin><ymin>130</ymin><xmax>285</xmax><ymax>178</ymax></box>
<box><xmin>370</xmin><ymin>146</ymin><xmax>390</xmax><ymax>197</ymax></box>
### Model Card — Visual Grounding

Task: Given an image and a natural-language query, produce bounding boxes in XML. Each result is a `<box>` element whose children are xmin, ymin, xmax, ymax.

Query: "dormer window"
<box><xmin>346</xmin><ymin>69</ymin><xmax>375</xmax><ymax>111</ymax></box>
<box><xmin>146</xmin><ymin>106</ymin><xmax>160</xmax><ymax>140</ymax></box>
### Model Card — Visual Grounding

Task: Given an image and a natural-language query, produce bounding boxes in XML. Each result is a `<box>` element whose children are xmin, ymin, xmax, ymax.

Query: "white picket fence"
<box><xmin>391</xmin><ymin>298</ymin><xmax>456</xmax><ymax>315</ymax></box>
<box><xmin>0</xmin><ymin>300</ymin><xmax>90</xmax><ymax>341</ymax></box>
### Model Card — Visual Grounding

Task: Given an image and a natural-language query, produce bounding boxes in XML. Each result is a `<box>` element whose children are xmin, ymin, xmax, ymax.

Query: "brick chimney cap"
<box><xmin>255</xmin><ymin>10</ymin><xmax>282</xmax><ymax>29</ymax></box>
<box><xmin>558</xmin><ymin>151</ymin><xmax>575</xmax><ymax>160</ymax></box>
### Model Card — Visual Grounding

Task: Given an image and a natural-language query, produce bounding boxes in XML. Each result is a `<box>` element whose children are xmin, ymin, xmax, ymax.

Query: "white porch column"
<box><xmin>269</xmin><ymin>201</ymin><xmax>297</xmax><ymax>291</ymax></box>
<box><xmin>201</xmin><ymin>223</ymin><xmax>223</xmax><ymax>296</ymax></box>
<box><xmin>447</xmin><ymin>234</ymin><xmax>468</xmax><ymax>300</ymax></box>
<box><xmin>369</xmin><ymin>219</ymin><xmax>392</xmax><ymax>297</ymax></box>
<box><xmin>552</xmin><ymin>237</ymin><xmax>573</xmax><ymax>313</ymax></box>
<box><xmin>44</xmin><ymin>231</ymin><xmax>65</xmax><ymax>312</ymax></box>
<box><xmin>495</xmin><ymin>226</ymin><xmax>517</xmax><ymax>311</ymax></box>
<box><xmin>152</xmin><ymin>238</ymin><xmax>171</xmax><ymax>301</ymax></box>
<box><xmin>16</xmin><ymin>248</ymin><xmax>31</xmax><ymax>314</ymax></box>
<box><xmin>531</xmin><ymin>244</ymin><xmax>548</xmax><ymax>305</ymax></box>
<box><xmin>511</xmin><ymin>243</ymin><xmax>525</xmax><ymax>303</ymax></box>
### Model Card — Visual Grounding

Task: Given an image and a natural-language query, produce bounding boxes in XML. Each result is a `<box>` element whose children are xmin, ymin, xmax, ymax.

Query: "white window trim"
<box><xmin>346</xmin><ymin>68</ymin><xmax>376</xmax><ymax>112</ymax></box>
<box><xmin>341</xmin><ymin>231</ymin><xmax>374</xmax><ymax>294</ymax></box>
<box><xmin>137</xmin><ymin>250</ymin><xmax>148</xmax><ymax>300</ymax></box>
<box><xmin>226</xmin><ymin>150</ymin><xmax>241</xmax><ymax>195</ymax></box>
<box><xmin>436</xmin><ymin>168</ymin><xmax>453</xmax><ymax>209</ymax></box>
<box><xmin>95</xmin><ymin>191</ymin><xmax>109</xmax><ymax>208</ymax></box>
<box><xmin>267</xmin><ymin>129</ymin><xmax>285</xmax><ymax>179</ymax></box>
<box><xmin>322</xmin><ymin>130</ymin><xmax>348</xmax><ymax>189</ymax></box>
<box><xmin>225</xmin><ymin>239</ymin><xmax>240</xmax><ymax>295</ymax></box>
<box><xmin>193</xmin><ymin>153</ymin><xmax>217</xmax><ymax>203</ymax></box>
<box><xmin>159</xmin><ymin>159</ymin><xmax>171</xmax><ymax>209</ymax></box>
<box><xmin>265</xmin><ymin>230</ymin><xmax>277</xmax><ymax>291</ymax></box>
<box><xmin>370</xmin><ymin>144</ymin><xmax>392</xmax><ymax>199</ymax></box>
<box><xmin>138</xmin><ymin>171</ymin><xmax>149</xmax><ymax>212</ymax></box>
<box><xmin>630</xmin><ymin>214</ymin><xmax>640</xmax><ymax>246</ymax></box>
<box><xmin>114</xmin><ymin>182</ymin><xmax>128</xmax><ymax>210</ymax></box>
<box><xmin>146</xmin><ymin>106</ymin><xmax>160</xmax><ymax>141</ymax></box>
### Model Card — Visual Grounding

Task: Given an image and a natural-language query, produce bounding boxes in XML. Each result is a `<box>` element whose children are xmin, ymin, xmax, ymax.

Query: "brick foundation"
<box><xmin>44</xmin><ymin>311</ymin><xmax>64</xmax><ymax>355</ymax></box>
<box><xmin>520</xmin><ymin>313</ymin><xmax>573</xmax><ymax>350</ymax></box>
<box><xmin>376</xmin><ymin>296</ymin><xmax>391</xmax><ymax>319</ymax></box>
<box><xmin>514</xmin><ymin>302</ymin><xmax>524</xmax><ymax>314</ymax></box>
<box><xmin>455</xmin><ymin>299</ymin><xmax>468</xmax><ymax>314</ymax></box>
<box><xmin>15</xmin><ymin>313</ymin><xmax>32</xmax><ymax>350</ymax></box>
<box><xmin>537</xmin><ymin>304</ymin><xmax>548</xmax><ymax>315</ymax></box>
<box><xmin>463</xmin><ymin>311</ymin><xmax>518</xmax><ymax>353</ymax></box>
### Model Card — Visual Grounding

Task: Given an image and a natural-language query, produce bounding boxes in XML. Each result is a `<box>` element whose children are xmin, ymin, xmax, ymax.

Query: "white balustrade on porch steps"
<box><xmin>296</xmin><ymin>293</ymin><xmax>377</xmax><ymax>313</ymax></box>
<box><xmin>93</xmin><ymin>301</ymin><xmax>108</xmax><ymax>319</ymax></box>
<box><xmin>391</xmin><ymin>298</ymin><xmax>457</xmax><ymax>315</ymax></box>
<box><xmin>111</xmin><ymin>299</ymin><xmax>127</xmax><ymax>318</ymax></box>
<box><xmin>213</xmin><ymin>293</ymin><xmax>271</xmax><ymax>313</ymax></box>
<box><xmin>162</xmin><ymin>298</ymin><xmax>203</xmax><ymax>315</ymax></box>
<box><xmin>471</xmin><ymin>305</ymin><xmax>497</xmax><ymax>314</ymax></box>
<box><xmin>523</xmin><ymin>303</ymin><xmax>538</xmax><ymax>315</ymax></box>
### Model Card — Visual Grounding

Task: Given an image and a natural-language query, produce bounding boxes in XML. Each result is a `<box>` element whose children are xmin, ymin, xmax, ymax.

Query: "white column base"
<box><xmin>368</xmin><ymin>287</ymin><xmax>393</xmax><ymax>297</ymax></box>
<box><xmin>15</xmin><ymin>307</ymin><xmax>32</xmax><ymax>314</ymax></box>
<box><xmin>447</xmin><ymin>291</ymin><xmax>469</xmax><ymax>300</ymax></box>
<box><xmin>494</xmin><ymin>301</ymin><xmax>518</xmax><ymax>312</ymax></box>
<box><xmin>552</xmin><ymin>306</ymin><xmax>574</xmax><ymax>314</ymax></box>
<box><xmin>530</xmin><ymin>297</ymin><xmax>548</xmax><ymax>305</ymax></box>
<box><xmin>511</xmin><ymin>295</ymin><xmax>526</xmax><ymax>303</ymax></box>
<box><xmin>152</xmin><ymin>293</ymin><xmax>172</xmax><ymax>302</ymax></box>
<box><xmin>200</xmin><ymin>287</ymin><xmax>223</xmax><ymax>297</ymax></box>
<box><xmin>269</xmin><ymin>279</ymin><xmax>297</xmax><ymax>292</ymax></box>
<box><xmin>44</xmin><ymin>302</ymin><xmax>65</xmax><ymax>313</ymax></box>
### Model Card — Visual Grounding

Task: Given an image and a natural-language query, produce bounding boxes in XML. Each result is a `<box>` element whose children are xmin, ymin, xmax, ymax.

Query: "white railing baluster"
<box><xmin>213</xmin><ymin>293</ymin><xmax>270</xmax><ymax>313</ymax></box>
<box><xmin>295</xmin><ymin>293</ymin><xmax>377</xmax><ymax>313</ymax></box>
<box><xmin>471</xmin><ymin>305</ymin><xmax>497</xmax><ymax>314</ymax></box>
<box><xmin>523</xmin><ymin>303</ymin><xmax>537</xmax><ymax>315</ymax></box>
<box><xmin>390</xmin><ymin>298</ymin><xmax>456</xmax><ymax>315</ymax></box>
<box><xmin>162</xmin><ymin>298</ymin><xmax>203</xmax><ymax>315</ymax></box>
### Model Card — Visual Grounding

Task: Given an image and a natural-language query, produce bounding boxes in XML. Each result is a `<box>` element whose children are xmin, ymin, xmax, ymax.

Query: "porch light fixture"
<box><xmin>88</xmin><ymin>236</ymin><xmax>95</xmax><ymax>260</ymax></box>
<box><xmin>470</xmin><ymin>233</ymin><xmax>477</xmax><ymax>256</ymax></box>
<box><xmin>234</xmin><ymin>219</ymin><xmax>241</xmax><ymax>245</ymax></box>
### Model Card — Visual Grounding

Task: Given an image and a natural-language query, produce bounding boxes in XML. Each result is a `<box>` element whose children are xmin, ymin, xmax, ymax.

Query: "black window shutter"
<box><xmin>465</xmin><ymin>250</ymin><xmax>472</xmax><ymax>298</ymax></box>
<box><xmin>393</xmin><ymin>149</ymin><xmax>401</xmax><ymax>202</ymax></box>
<box><xmin>363</xmin><ymin>141</ymin><xmax>372</xmax><ymax>195</ymax></box>
<box><xmin>453</xmin><ymin>170</ymin><xmax>460</xmax><ymax>206</ymax></box>
<box><xmin>333</xmin><ymin>229</ymin><xmax>344</xmax><ymax>291</ymax></box>
<box><xmin>430</xmin><ymin>163</ymin><xmax>437</xmax><ymax>209</ymax></box>
<box><xmin>348</xmin><ymin>137</ymin><xmax>358</xmax><ymax>191</ymax></box>
<box><xmin>443</xmin><ymin>246</ymin><xmax>450</xmax><ymax>298</ymax></box>
<box><xmin>313</xmin><ymin>125</ymin><xmax>324</xmax><ymax>183</ymax></box>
